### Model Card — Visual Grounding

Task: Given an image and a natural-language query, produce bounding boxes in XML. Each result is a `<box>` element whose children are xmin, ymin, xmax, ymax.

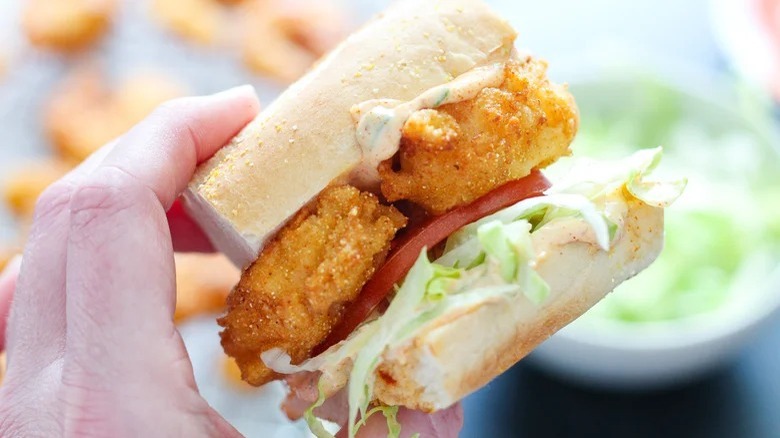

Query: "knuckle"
<box><xmin>59</xmin><ymin>373</ymin><xmax>112</xmax><ymax>437</ymax></box>
<box><xmin>68</xmin><ymin>167</ymin><xmax>136</xmax><ymax>235</ymax></box>
<box><xmin>0</xmin><ymin>396</ymin><xmax>22</xmax><ymax>437</ymax></box>
<box><xmin>33</xmin><ymin>181</ymin><xmax>75</xmax><ymax>223</ymax></box>
<box><xmin>0</xmin><ymin>361</ymin><xmax>65</xmax><ymax>437</ymax></box>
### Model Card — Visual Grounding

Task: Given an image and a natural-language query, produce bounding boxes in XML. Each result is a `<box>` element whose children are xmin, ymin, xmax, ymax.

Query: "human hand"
<box><xmin>0</xmin><ymin>86</ymin><xmax>462</xmax><ymax>437</ymax></box>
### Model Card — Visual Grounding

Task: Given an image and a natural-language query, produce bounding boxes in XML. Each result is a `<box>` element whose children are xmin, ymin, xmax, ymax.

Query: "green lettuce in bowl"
<box><xmin>530</xmin><ymin>66</ymin><xmax>780</xmax><ymax>389</ymax></box>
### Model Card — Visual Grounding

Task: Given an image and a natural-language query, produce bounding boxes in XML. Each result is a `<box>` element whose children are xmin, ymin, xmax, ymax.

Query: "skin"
<box><xmin>0</xmin><ymin>87</ymin><xmax>461</xmax><ymax>437</ymax></box>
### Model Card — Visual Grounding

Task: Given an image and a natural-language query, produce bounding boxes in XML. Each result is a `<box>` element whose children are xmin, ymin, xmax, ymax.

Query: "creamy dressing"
<box><xmin>535</xmin><ymin>193</ymin><xmax>629</xmax><ymax>255</ymax></box>
<box><xmin>351</xmin><ymin>62</ymin><xmax>507</xmax><ymax>185</ymax></box>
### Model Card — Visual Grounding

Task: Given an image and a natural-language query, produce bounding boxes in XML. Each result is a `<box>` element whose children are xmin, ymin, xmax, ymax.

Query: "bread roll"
<box><xmin>374</xmin><ymin>199</ymin><xmax>663</xmax><ymax>411</ymax></box>
<box><xmin>184</xmin><ymin>0</ymin><xmax>516</xmax><ymax>267</ymax></box>
<box><xmin>314</xmin><ymin>196</ymin><xmax>664</xmax><ymax>411</ymax></box>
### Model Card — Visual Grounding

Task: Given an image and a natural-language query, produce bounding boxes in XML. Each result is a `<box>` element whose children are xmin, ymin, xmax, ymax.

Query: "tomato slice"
<box><xmin>314</xmin><ymin>170</ymin><xmax>551</xmax><ymax>354</ymax></box>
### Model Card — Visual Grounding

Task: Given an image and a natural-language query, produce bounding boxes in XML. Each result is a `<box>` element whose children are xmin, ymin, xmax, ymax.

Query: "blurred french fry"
<box><xmin>239</xmin><ymin>0</ymin><xmax>350</xmax><ymax>84</ymax></box>
<box><xmin>22</xmin><ymin>0</ymin><xmax>117</xmax><ymax>52</ymax></box>
<box><xmin>113</xmin><ymin>73</ymin><xmax>187</xmax><ymax>123</ymax></box>
<box><xmin>0</xmin><ymin>249</ymin><xmax>17</xmax><ymax>272</ymax></box>
<box><xmin>0</xmin><ymin>353</ymin><xmax>5</xmax><ymax>386</ymax></box>
<box><xmin>45</xmin><ymin>66</ymin><xmax>185</xmax><ymax>162</ymax></box>
<box><xmin>45</xmin><ymin>67</ymin><xmax>112</xmax><ymax>162</ymax></box>
<box><xmin>221</xmin><ymin>355</ymin><xmax>253</xmax><ymax>388</ymax></box>
<box><xmin>150</xmin><ymin>0</ymin><xmax>223</xmax><ymax>46</ymax></box>
<box><xmin>174</xmin><ymin>253</ymin><xmax>239</xmax><ymax>323</ymax></box>
<box><xmin>241</xmin><ymin>12</ymin><xmax>316</xmax><ymax>84</ymax></box>
<box><xmin>271</xmin><ymin>0</ymin><xmax>350</xmax><ymax>57</ymax></box>
<box><xmin>2</xmin><ymin>159</ymin><xmax>72</xmax><ymax>219</ymax></box>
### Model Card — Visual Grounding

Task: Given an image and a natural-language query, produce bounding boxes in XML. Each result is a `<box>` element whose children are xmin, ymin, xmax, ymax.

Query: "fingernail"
<box><xmin>214</xmin><ymin>84</ymin><xmax>257</xmax><ymax>101</ymax></box>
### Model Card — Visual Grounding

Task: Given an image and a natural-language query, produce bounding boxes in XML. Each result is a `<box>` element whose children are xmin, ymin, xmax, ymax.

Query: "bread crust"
<box><xmin>184</xmin><ymin>0</ymin><xmax>516</xmax><ymax>267</ymax></box>
<box><xmin>368</xmin><ymin>197</ymin><xmax>663</xmax><ymax>411</ymax></box>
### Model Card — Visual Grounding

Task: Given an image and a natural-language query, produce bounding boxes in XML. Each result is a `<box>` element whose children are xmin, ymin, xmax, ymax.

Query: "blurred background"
<box><xmin>0</xmin><ymin>0</ymin><xmax>778</xmax><ymax>437</ymax></box>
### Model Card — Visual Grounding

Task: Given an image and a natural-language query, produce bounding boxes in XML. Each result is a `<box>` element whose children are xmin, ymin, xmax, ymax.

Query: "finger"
<box><xmin>102</xmin><ymin>85</ymin><xmax>260</xmax><ymax>210</ymax></box>
<box><xmin>6</xmin><ymin>179</ymin><xmax>75</xmax><ymax>374</ymax></box>
<box><xmin>283</xmin><ymin>372</ymin><xmax>325</xmax><ymax>420</ymax></box>
<box><xmin>0</xmin><ymin>256</ymin><xmax>22</xmax><ymax>352</ymax></box>
<box><xmin>63</xmin><ymin>87</ymin><xmax>259</xmax><ymax>385</ymax></box>
<box><xmin>285</xmin><ymin>375</ymin><xmax>464</xmax><ymax>438</ymax></box>
<box><xmin>4</xmin><ymin>138</ymin><xmax>122</xmax><ymax>375</ymax></box>
<box><xmin>35</xmin><ymin>139</ymin><xmax>218</xmax><ymax>254</ymax></box>
<box><xmin>384</xmin><ymin>404</ymin><xmax>463</xmax><ymax>438</ymax></box>
<box><xmin>336</xmin><ymin>404</ymin><xmax>464</xmax><ymax>438</ymax></box>
<box><xmin>168</xmin><ymin>199</ymin><xmax>215</xmax><ymax>253</ymax></box>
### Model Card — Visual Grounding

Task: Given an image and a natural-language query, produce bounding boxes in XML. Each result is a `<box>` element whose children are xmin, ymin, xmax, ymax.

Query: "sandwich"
<box><xmin>183</xmin><ymin>0</ymin><xmax>685</xmax><ymax>436</ymax></box>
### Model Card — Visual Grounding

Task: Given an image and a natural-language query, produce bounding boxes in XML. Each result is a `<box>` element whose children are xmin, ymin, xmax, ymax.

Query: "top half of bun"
<box><xmin>184</xmin><ymin>0</ymin><xmax>517</xmax><ymax>267</ymax></box>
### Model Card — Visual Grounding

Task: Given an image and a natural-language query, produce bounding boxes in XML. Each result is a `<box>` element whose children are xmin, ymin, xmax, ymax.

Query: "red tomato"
<box><xmin>314</xmin><ymin>170</ymin><xmax>551</xmax><ymax>354</ymax></box>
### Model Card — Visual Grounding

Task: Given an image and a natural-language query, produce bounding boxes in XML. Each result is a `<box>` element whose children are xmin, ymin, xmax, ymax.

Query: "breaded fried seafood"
<box><xmin>219</xmin><ymin>185</ymin><xmax>405</xmax><ymax>385</ymax></box>
<box><xmin>23</xmin><ymin>0</ymin><xmax>116</xmax><ymax>51</ymax></box>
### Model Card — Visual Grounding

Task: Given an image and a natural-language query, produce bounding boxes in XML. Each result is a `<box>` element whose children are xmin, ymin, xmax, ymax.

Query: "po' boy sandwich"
<box><xmin>183</xmin><ymin>0</ymin><xmax>685</xmax><ymax>436</ymax></box>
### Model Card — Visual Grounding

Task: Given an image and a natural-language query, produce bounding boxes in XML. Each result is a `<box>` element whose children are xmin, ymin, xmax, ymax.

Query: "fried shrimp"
<box><xmin>219</xmin><ymin>185</ymin><xmax>406</xmax><ymax>386</ymax></box>
<box><xmin>23</xmin><ymin>0</ymin><xmax>116</xmax><ymax>51</ymax></box>
<box><xmin>150</xmin><ymin>0</ymin><xmax>222</xmax><ymax>45</ymax></box>
<box><xmin>45</xmin><ymin>68</ymin><xmax>184</xmax><ymax>162</ymax></box>
<box><xmin>2</xmin><ymin>159</ymin><xmax>72</xmax><ymax>218</ymax></box>
<box><xmin>378</xmin><ymin>56</ymin><xmax>578</xmax><ymax>214</ymax></box>
<box><xmin>173</xmin><ymin>253</ymin><xmax>239</xmax><ymax>323</ymax></box>
<box><xmin>239</xmin><ymin>0</ymin><xmax>349</xmax><ymax>84</ymax></box>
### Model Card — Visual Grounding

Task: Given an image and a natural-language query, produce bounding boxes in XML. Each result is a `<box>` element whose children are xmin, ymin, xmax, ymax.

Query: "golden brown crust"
<box><xmin>219</xmin><ymin>185</ymin><xmax>407</xmax><ymax>386</ymax></box>
<box><xmin>379</xmin><ymin>57</ymin><xmax>578</xmax><ymax>214</ymax></box>
<box><xmin>220</xmin><ymin>355</ymin><xmax>255</xmax><ymax>389</ymax></box>
<box><xmin>186</xmin><ymin>0</ymin><xmax>517</xmax><ymax>266</ymax></box>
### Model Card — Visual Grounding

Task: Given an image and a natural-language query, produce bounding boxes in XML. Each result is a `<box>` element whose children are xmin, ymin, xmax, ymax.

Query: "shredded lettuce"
<box><xmin>547</xmin><ymin>146</ymin><xmax>686</xmax><ymax>207</ymax></box>
<box><xmin>261</xmin><ymin>349</ymin><xmax>322</xmax><ymax>374</ymax></box>
<box><xmin>474</xmin><ymin>220</ymin><xmax>550</xmax><ymax>304</ymax></box>
<box><xmin>478</xmin><ymin>220</ymin><xmax>526</xmax><ymax>282</ymax></box>
<box><xmin>342</xmin><ymin>219</ymin><xmax>556</xmax><ymax>436</ymax></box>
<box><xmin>445</xmin><ymin>194</ymin><xmax>612</xmax><ymax>254</ymax></box>
<box><xmin>302</xmin><ymin>382</ymin><xmax>409</xmax><ymax>438</ymax></box>
<box><xmin>345</xmin><ymin>251</ymin><xmax>433</xmax><ymax>438</ymax></box>
<box><xmin>304</xmin><ymin>378</ymin><xmax>333</xmax><ymax>438</ymax></box>
<box><xmin>355</xmin><ymin>405</ymin><xmax>402</xmax><ymax>438</ymax></box>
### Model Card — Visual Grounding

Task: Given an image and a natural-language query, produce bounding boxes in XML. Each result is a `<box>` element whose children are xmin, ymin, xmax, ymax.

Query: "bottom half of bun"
<box><xmin>360</xmin><ymin>197</ymin><xmax>663</xmax><ymax>411</ymax></box>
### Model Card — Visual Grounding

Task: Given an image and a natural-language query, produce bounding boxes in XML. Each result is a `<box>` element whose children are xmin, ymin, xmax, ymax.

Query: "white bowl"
<box><xmin>528</xmin><ymin>55</ymin><xmax>780</xmax><ymax>390</ymax></box>
<box><xmin>530</xmin><ymin>266</ymin><xmax>780</xmax><ymax>390</ymax></box>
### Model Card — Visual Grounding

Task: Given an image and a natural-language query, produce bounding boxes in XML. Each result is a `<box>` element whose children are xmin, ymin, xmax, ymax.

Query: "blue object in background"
<box><xmin>462</xmin><ymin>315</ymin><xmax>780</xmax><ymax>437</ymax></box>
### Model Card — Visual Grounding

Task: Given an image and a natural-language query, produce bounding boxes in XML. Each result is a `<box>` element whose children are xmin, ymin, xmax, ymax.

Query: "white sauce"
<box><xmin>351</xmin><ymin>62</ymin><xmax>507</xmax><ymax>185</ymax></box>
